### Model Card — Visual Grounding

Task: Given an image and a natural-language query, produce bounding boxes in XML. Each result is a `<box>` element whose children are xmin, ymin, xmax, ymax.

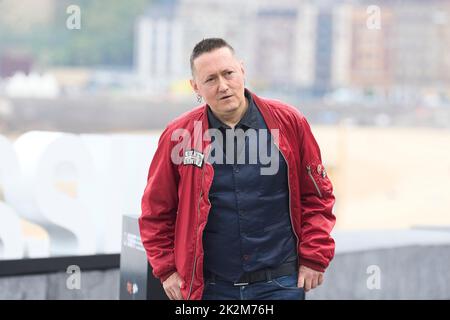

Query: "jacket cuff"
<box><xmin>299</xmin><ymin>257</ymin><xmax>326</xmax><ymax>272</ymax></box>
<box><xmin>159</xmin><ymin>268</ymin><xmax>177</xmax><ymax>283</ymax></box>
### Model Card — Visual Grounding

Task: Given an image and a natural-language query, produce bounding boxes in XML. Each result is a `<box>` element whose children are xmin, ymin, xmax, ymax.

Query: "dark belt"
<box><xmin>204</xmin><ymin>260</ymin><xmax>298</xmax><ymax>286</ymax></box>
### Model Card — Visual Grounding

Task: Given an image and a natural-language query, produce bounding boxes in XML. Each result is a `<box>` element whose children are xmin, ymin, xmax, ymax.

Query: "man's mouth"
<box><xmin>220</xmin><ymin>95</ymin><xmax>233</xmax><ymax>100</ymax></box>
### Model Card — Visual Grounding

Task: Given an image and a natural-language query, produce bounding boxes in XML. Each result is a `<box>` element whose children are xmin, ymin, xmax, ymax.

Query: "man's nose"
<box><xmin>217</xmin><ymin>76</ymin><xmax>229</xmax><ymax>92</ymax></box>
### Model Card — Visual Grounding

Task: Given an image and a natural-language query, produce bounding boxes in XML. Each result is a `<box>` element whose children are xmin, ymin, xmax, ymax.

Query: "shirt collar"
<box><xmin>207</xmin><ymin>89</ymin><xmax>261</xmax><ymax>130</ymax></box>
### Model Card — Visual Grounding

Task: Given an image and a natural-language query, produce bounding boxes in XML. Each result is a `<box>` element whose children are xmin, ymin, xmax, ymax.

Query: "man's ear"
<box><xmin>189</xmin><ymin>78</ymin><xmax>199</xmax><ymax>94</ymax></box>
<box><xmin>240</xmin><ymin>60</ymin><xmax>245</xmax><ymax>76</ymax></box>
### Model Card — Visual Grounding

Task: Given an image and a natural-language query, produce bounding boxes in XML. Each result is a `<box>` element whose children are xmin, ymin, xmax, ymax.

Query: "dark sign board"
<box><xmin>119</xmin><ymin>215</ymin><xmax>168</xmax><ymax>300</ymax></box>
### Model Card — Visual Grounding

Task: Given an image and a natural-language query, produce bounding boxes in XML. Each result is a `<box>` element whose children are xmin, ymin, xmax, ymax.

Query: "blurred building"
<box><xmin>0</xmin><ymin>52</ymin><xmax>34</xmax><ymax>78</ymax></box>
<box><xmin>4</xmin><ymin>72</ymin><xmax>60</xmax><ymax>98</ymax></box>
<box><xmin>134</xmin><ymin>0</ymin><xmax>450</xmax><ymax>100</ymax></box>
<box><xmin>390</xmin><ymin>3</ymin><xmax>450</xmax><ymax>89</ymax></box>
<box><xmin>331</xmin><ymin>4</ymin><xmax>353</xmax><ymax>90</ymax></box>
<box><xmin>314</xmin><ymin>7</ymin><xmax>334</xmax><ymax>95</ymax></box>
<box><xmin>348</xmin><ymin>5</ymin><xmax>393</xmax><ymax>92</ymax></box>
<box><xmin>344</xmin><ymin>1</ymin><xmax>450</xmax><ymax>101</ymax></box>
<box><xmin>135</xmin><ymin>0</ymin><xmax>319</xmax><ymax>93</ymax></box>
<box><xmin>252</xmin><ymin>7</ymin><xmax>300</xmax><ymax>89</ymax></box>
<box><xmin>134</xmin><ymin>0</ymin><xmax>184</xmax><ymax>92</ymax></box>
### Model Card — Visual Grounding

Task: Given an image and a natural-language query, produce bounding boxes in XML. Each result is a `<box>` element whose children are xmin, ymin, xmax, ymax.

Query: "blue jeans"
<box><xmin>202</xmin><ymin>273</ymin><xmax>305</xmax><ymax>300</ymax></box>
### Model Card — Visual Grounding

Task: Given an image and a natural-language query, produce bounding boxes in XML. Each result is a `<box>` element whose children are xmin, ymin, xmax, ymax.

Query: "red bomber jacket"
<box><xmin>139</xmin><ymin>89</ymin><xmax>336</xmax><ymax>300</ymax></box>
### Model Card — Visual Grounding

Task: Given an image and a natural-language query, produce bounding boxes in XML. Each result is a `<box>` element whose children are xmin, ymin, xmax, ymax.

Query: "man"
<box><xmin>139</xmin><ymin>38</ymin><xmax>336</xmax><ymax>300</ymax></box>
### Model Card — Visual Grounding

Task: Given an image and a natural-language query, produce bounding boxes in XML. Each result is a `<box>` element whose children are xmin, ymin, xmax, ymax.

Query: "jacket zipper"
<box><xmin>187</xmin><ymin>166</ymin><xmax>205</xmax><ymax>300</ymax></box>
<box><xmin>276</xmin><ymin>145</ymin><xmax>300</xmax><ymax>265</ymax></box>
<box><xmin>306</xmin><ymin>165</ymin><xmax>322</xmax><ymax>198</ymax></box>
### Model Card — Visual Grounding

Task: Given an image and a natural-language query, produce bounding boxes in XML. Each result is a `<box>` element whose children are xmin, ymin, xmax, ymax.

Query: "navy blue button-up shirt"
<box><xmin>202</xmin><ymin>90</ymin><xmax>297</xmax><ymax>282</ymax></box>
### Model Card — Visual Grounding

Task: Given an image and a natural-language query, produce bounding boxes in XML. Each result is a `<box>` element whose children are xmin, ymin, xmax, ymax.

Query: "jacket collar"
<box><xmin>206</xmin><ymin>89</ymin><xmax>260</xmax><ymax>130</ymax></box>
<box><xmin>200</xmin><ymin>88</ymin><xmax>281</xmax><ymax>151</ymax></box>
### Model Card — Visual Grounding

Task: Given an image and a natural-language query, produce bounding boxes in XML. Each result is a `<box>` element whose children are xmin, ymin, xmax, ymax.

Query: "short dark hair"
<box><xmin>190</xmin><ymin>38</ymin><xmax>235</xmax><ymax>75</ymax></box>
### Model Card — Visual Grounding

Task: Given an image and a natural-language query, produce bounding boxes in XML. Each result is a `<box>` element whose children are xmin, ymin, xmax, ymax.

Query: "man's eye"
<box><xmin>226</xmin><ymin>71</ymin><xmax>233</xmax><ymax>75</ymax></box>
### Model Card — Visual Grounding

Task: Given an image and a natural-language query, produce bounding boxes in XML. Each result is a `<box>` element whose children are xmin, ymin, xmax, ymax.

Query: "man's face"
<box><xmin>190</xmin><ymin>47</ymin><xmax>246</xmax><ymax>115</ymax></box>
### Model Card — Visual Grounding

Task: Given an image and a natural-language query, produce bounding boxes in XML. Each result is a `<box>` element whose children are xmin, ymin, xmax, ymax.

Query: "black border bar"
<box><xmin>0</xmin><ymin>254</ymin><xmax>120</xmax><ymax>277</ymax></box>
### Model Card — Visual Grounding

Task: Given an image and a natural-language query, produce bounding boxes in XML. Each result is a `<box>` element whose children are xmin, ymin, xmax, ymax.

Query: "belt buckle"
<box><xmin>233</xmin><ymin>274</ymin><xmax>250</xmax><ymax>286</ymax></box>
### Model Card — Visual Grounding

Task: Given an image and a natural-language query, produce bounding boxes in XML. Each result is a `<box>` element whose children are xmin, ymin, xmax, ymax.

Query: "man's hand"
<box><xmin>297</xmin><ymin>265</ymin><xmax>324</xmax><ymax>292</ymax></box>
<box><xmin>162</xmin><ymin>272</ymin><xmax>185</xmax><ymax>300</ymax></box>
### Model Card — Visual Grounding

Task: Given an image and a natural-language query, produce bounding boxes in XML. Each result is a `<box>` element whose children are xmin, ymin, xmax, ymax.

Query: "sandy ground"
<box><xmin>313</xmin><ymin>125</ymin><xmax>450</xmax><ymax>230</ymax></box>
